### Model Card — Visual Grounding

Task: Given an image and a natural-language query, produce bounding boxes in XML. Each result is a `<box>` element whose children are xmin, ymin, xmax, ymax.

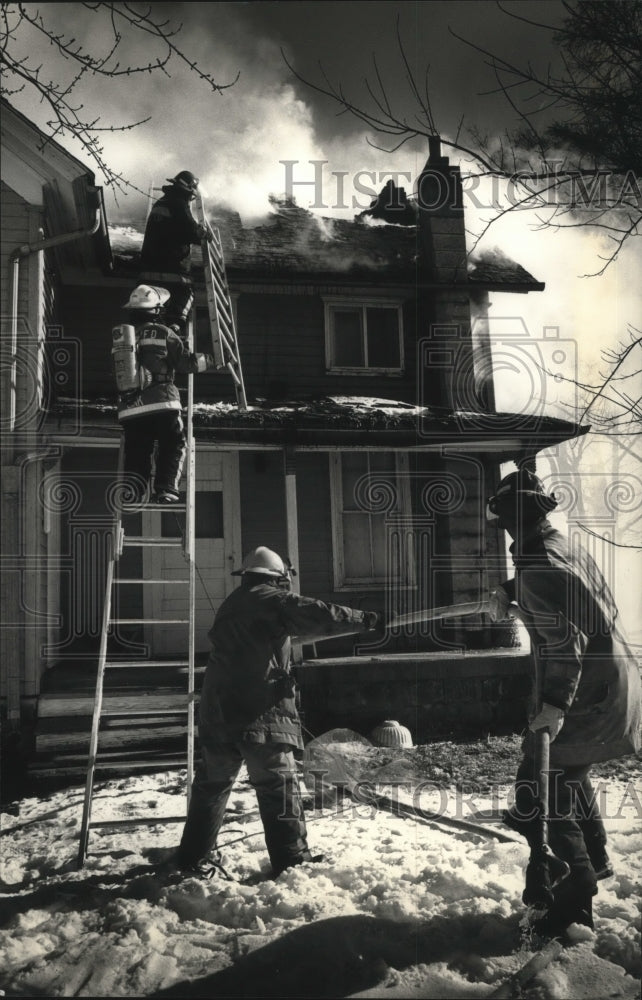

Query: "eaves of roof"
<box><xmin>47</xmin><ymin>397</ymin><xmax>588</xmax><ymax>459</ymax></box>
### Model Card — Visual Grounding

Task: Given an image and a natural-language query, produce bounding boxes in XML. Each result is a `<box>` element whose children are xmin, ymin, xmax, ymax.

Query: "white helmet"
<box><xmin>231</xmin><ymin>546</ymin><xmax>294</xmax><ymax>578</ymax></box>
<box><xmin>123</xmin><ymin>285</ymin><xmax>170</xmax><ymax>310</ymax></box>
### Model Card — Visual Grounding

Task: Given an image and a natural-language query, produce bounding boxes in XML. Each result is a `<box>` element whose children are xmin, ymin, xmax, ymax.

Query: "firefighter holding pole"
<box><xmin>486</xmin><ymin>469</ymin><xmax>641</xmax><ymax>936</ymax></box>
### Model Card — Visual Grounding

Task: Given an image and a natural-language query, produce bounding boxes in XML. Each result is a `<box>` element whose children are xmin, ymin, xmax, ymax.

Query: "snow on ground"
<box><xmin>1</xmin><ymin>760</ymin><xmax>640</xmax><ymax>999</ymax></box>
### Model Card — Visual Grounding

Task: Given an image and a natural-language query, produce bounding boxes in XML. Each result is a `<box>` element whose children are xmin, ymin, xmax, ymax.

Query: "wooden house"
<box><xmin>1</xmin><ymin>101</ymin><xmax>588</xmax><ymax>778</ymax></box>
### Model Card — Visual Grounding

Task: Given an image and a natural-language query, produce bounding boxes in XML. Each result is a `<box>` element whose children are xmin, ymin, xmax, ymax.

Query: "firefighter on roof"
<box><xmin>112</xmin><ymin>284</ymin><xmax>215</xmax><ymax>503</ymax></box>
<box><xmin>140</xmin><ymin>170</ymin><xmax>208</xmax><ymax>332</ymax></box>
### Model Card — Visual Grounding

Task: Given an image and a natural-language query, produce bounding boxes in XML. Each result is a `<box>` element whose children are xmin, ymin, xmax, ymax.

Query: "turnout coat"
<box><xmin>117</xmin><ymin>321</ymin><xmax>213</xmax><ymax>421</ymax></box>
<box><xmin>140</xmin><ymin>185</ymin><xmax>205</xmax><ymax>275</ymax></box>
<box><xmin>504</xmin><ymin>522</ymin><xmax>641</xmax><ymax>766</ymax></box>
<box><xmin>199</xmin><ymin>581</ymin><xmax>373</xmax><ymax>749</ymax></box>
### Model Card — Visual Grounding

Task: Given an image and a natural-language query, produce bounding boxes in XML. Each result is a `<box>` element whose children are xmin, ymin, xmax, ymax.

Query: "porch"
<box><xmin>28</xmin><ymin>644</ymin><xmax>531</xmax><ymax>781</ymax></box>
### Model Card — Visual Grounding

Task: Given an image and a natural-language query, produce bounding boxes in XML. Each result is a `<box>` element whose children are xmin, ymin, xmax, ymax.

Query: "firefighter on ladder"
<box><xmin>112</xmin><ymin>284</ymin><xmax>215</xmax><ymax>503</ymax></box>
<box><xmin>140</xmin><ymin>170</ymin><xmax>209</xmax><ymax>334</ymax></box>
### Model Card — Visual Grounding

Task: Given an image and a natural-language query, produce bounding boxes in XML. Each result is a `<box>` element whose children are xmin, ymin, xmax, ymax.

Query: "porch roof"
<box><xmin>48</xmin><ymin>395</ymin><xmax>589</xmax><ymax>458</ymax></box>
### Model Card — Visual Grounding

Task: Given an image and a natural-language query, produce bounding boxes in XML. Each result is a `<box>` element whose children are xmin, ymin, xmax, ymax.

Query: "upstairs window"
<box><xmin>324</xmin><ymin>299</ymin><xmax>404</xmax><ymax>373</ymax></box>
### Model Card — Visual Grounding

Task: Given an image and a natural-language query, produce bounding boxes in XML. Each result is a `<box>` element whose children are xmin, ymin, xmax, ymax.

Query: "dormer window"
<box><xmin>324</xmin><ymin>297</ymin><xmax>404</xmax><ymax>374</ymax></box>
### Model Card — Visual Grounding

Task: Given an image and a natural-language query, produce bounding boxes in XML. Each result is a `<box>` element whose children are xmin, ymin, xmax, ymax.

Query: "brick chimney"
<box><xmin>415</xmin><ymin>137</ymin><xmax>473</xmax><ymax>413</ymax></box>
<box><xmin>416</xmin><ymin>137</ymin><xmax>467</xmax><ymax>283</ymax></box>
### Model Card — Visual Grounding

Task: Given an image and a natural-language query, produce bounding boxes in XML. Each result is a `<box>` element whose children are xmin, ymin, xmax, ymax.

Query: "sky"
<box><xmin>4</xmin><ymin>0</ymin><xmax>641</xmax><ymax>622</ymax></box>
<box><xmin>6</xmin><ymin>2</ymin><xmax>639</xmax><ymax>381</ymax></box>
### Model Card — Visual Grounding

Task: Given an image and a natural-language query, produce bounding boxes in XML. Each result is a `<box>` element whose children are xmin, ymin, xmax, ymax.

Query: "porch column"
<box><xmin>283</xmin><ymin>448</ymin><xmax>302</xmax><ymax>663</ymax></box>
<box><xmin>283</xmin><ymin>448</ymin><xmax>300</xmax><ymax>572</ymax></box>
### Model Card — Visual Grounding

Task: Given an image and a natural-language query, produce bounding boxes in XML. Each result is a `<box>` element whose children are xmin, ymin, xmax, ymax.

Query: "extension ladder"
<box><xmin>194</xmin><ymin>196</ymin><xmax>248</xmax><ymax>410</ymax></box>
<box><xmin>77</xmin><ymin>196</ymin><xmax>247</xmax><ymax>867</ymax></box>
<box><xmin>77</xmin><ymin>332</ymin><xmax>198</xmax><ymax>867</ymax></box>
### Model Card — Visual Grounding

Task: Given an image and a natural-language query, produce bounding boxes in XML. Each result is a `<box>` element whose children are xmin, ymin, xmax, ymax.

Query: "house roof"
<box><xmin>49</xmin><ymin>394</ymin><xmax>589</xmax><ymax>458</ymax></box>
<box><xmin>110</xmin><ymin>199</ymin><xmax>543</xmax><ymax>291</ymax></box>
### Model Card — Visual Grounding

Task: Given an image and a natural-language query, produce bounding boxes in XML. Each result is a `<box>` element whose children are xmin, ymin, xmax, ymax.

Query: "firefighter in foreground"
<box><xmin>140</xmin><ymin>170</ymin><xmax>208</xmax><ymax>332</ymax></box>
<box><xmin>113</xmin><ymin>284</ymin><xmax>215</xmax><ymax>503</ymax></box>
<box><xmin>487</xmin><ymin>469</ymin><xmax>641</xmax><ymax>936</ymax></box>
<box><xmin>170</xmin><ymin>546</ymin><xmax>380</xmax><ymax>878</ymax></box>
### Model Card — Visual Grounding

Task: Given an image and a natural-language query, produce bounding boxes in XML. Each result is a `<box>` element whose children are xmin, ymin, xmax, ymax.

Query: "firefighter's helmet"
<box><xmin>166</xmin><ymin>170</ymin><xmax>199</xmax><ymax>194</ymax></box>
<box><xmin>231</xmin><ymin>546</ymin><xmax>296</xmax><ymax>579</ymax></box>
<box><xmin>486</xmin><ymin>469</ymin><xmax>558</xmax><ymax>520</ymax></box>
<box><xmin>123</xmin><ymin>285</ymin><xmax>170</xmax><ymax>311</ymax></box>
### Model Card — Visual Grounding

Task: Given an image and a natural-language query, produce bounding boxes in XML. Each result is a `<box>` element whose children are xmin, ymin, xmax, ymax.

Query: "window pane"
<box><xmin>366</xmin><ymin>307</ymin><xmax>400</xmax><ymax>367</ymax></box>
<box><xmin>343</xmin><ymin>513</ymin><xmax>373</xmax><ymax>577</ymax></box>
<box><xmin>196</xmin><ymin>491</ymin><xmax>224</xmax><ymax>538</ymax></box>
<box><xmin>161</xmin><ymin>491</ymin><xmax>223</xmax><ymax>538</ymax></box>
<box><xmin>332</xmin><ymin>309</ymin><xmax>364</xmax><ymax>366</ymax></box>
<box><xmin>342</xmin><ymin>452</ymin><xmax>368</xmax><ymax>511</ymax></box>
<box><xmin>371</xmin><ymin>516</ymin><xmax>388</xmax><ymax>578</ymax></box>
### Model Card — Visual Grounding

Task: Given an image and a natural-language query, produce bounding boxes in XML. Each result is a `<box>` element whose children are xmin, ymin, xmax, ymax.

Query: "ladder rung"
<box><xmin>89</xmin><ymin>816</ymin><xmax>187</xmax><ymax>829</ymax></box>
<box><xmin>142</xmin><ymin>503</ymin><xmax>187</xmax><ymax>511</ymax></box>
<box><xmin>217</xmin><ymin>324</ymin><xmax>237</xmax><ymax>357</ymax></box>
<box><xmin>121</xmin><ymin>504</ymin><xmax>187</xmax><ymax>513</ymax></box>
<box><xmin>114</xmin><ymin>579</ymin><xmax>190</xmax><ymax>585</ymax></box>
<box><xmin>226</xmin><ymin>364</ymin><xmax>241</xmax><ymax>386</ymax></box>
<box><xmin>109</xmin><ymin>618</ymin><xmax>190</xmax><ymax>625</ymax></box>
<box><xmin>213</xmin><ymin>306</ymin><xmax>234</xmax><ymax>337</ymax></box>
<box><xmin>122</xmin><ymin>537</ymin><xmax>184</xmax><ymax>546</ymax></box>
<box><xmin>213</xmin><ymin>296</ymin><xmax>233</xmax><ymax>328</ymax></box>
<box><xmin>105</xmin><ymin>660</ymin><xmax>191</xmax><ymax>668</ymax></box>
<box><xmin>211</xmin><ymin>267</ymin><xmax>230</xmax><ymax>302</ymax></box>
<box><xmin>101</xmin><ymin>707</ymin><xmax>188</xmax><ymax>717</ymax></box>
<box><xmin>213</xmin><ymin>291</ymin><xmax>233</xmax><ymax>324</ymax></box>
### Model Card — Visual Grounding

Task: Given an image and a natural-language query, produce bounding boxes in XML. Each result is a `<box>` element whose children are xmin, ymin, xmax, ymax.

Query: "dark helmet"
<box><xmin>166</xmin><ymin>170</ymin><xmax>199</xmax><ymax>194</ymax></box>
<box><xmin>487</xmin><ymin>469</ymin><xmax>558</xmax><ymax>520</ymax></box>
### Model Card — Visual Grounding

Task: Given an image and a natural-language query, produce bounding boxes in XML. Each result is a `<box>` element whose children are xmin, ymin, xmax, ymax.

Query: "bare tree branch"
<box><xmin>0</xmin><ymin>3</ymin><xmax>238</xmax><ymax>194</ymax></box>
<box><xmin>283</xmin><ymin>1</ymin><xmax>641</xmax><ymax>272</ymax></box>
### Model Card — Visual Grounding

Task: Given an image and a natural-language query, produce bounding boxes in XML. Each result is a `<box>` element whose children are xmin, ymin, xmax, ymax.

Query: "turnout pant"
<box><xmin>122</xmin><ymin>411</ymin><xmax>186</xmax><ymax>500</ymax></box>
<box><xmin>178</xmin><ymin>741</ymin><xmax>311</xmax><ymax>875</ymax></box>
<box><xmin>508</xmin><ymin>750</ymin><xmax>606</xmax><ymax>892</ymax></box>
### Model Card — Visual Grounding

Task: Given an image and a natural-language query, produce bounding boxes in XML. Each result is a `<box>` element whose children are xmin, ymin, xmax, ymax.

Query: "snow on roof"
<box><xmin>51</xmin><ymin>395</ymin><xmax>589</xmax><ymax>452</ymax></box>
<box><xmin>109</xmin><ymin>200</ymin><xmax>543</xmax><ymax>288</ymax></box>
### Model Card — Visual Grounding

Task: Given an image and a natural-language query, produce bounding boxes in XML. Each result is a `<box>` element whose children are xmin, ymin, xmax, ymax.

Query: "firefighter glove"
<box><xmin>529</xmin><ymin>703</ymin><xmax>565</xmax><ymax>741</ymax></box>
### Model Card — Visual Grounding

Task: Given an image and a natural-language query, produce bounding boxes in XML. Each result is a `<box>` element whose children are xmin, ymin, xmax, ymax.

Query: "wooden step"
<box><xmin>29</xmin><ymin>751</ymin><xmax>190</xmax><ymax>779</ymax></box>
<box><xmin>36</xmin><ymin>722</ymin><xmax>188</xmax><ymax>753</ymax></box>
<box><xmin>38</xmin><ymin>690</ymin><xmax>200</xmax><ymax>717</ymax></box>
